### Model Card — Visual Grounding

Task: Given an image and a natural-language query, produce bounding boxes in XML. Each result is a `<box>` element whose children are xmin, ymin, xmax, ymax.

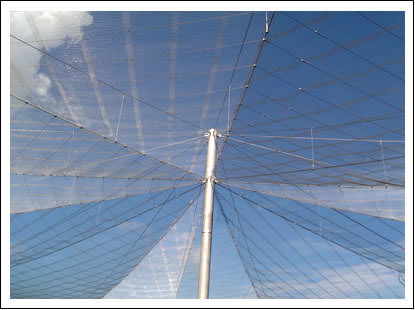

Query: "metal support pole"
<box><xmin>198</xmin><ymin>128</ymin><xmax>217</xmax><ymax>299</ymax></box>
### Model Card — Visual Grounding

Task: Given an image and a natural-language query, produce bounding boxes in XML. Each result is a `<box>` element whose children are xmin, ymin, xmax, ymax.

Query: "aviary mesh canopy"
<box><xmin>10</xmin><ymin>11</ymin><xmax>405</xmax><ymax>299</ymax></box>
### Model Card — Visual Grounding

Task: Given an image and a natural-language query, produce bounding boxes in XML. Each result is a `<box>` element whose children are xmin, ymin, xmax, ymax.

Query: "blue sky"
<box><xmin>7</xmin><ymin>6</ymin><xmax>409</xmax><ymax>302</ymax></box>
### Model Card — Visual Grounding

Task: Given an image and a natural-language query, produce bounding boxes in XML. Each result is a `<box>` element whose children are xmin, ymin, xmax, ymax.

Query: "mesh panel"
<box><xmin>215</xmin><ymin>184</ymin><xmax>404</xmax><ymax>298</ymax></box>
<box><xmin>221</xmin><ymin>181</ymin><xmax>404</xmax><ymax>221</ymax></box>
<box><xmin>11</xmin><ymin>96</ymin><xmax>199</xmax><ymax>213</ymax></box>
<box><xmin>10</xmin><ymin>11</ymin><xmax>263</xmax><ymax>176</ymax></box>
<box><xmin>105</xmin><ymin>186</ymin><xmax>203</xmax><ymax>298</ymax></box>
<box><xmin>10</xmin><ymin>11</ymin><xmax>405</xmax><ymax>299</ymax></box>
<box><xmin>216</xmin><ymin>11</ymin><xmax>404</xmax><ymax>223</ymax></box>
<box><xmin>11</xmin><ymin>183</ymin><xmax>202</xmax><ymax>298</ymax></box>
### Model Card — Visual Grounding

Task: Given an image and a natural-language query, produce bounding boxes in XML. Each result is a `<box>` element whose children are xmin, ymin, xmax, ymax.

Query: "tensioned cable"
<box><xmin>218</xmin><ymin>139</ymin><xmax>404</xmax><ymax>219</ymax></box>
<box><xmin>11</xmin><ymin>94</ymin><xmax>202</xmax><ymax>180</ymax></box>
<box><xmin>144</xmin><ymin>136</ymin><xmax>204</xmax><ymax>153</ymax></box>
<box><xmin>219</xmin><ymin>146</ymin><xmax>403</xmax><ymax>228</ymax></box>
<box><xmin>11</xmin><ymin>172</ymin><xmax>198</xmax><ymax>182</ymax></box>
<box><xmin>218</xmin><ymin>140</ymin><xmax>402</xmax><ymax>221</ymax></box>
<box><xmin>287</xmin><ymin>219</ymin><xmax>364</xmax><ymax>298</ymax></box>
<box><xmin>11</xmin><ymin>113</ymin><xmax>57</xmax><ymax>163</ymax></box>
<box><xmin>228</xmin><ymin>140</ymin><xmax>404</xmax><ymax>168</ymax></box>
<box><xmin>17</xmin><ymin>128</ymin><xmax>84</xmax><ymax>175</ymax></box>
<box><xmin>332</xmin><ymin>208</ymin><xmax>404</xmax><ymax>250</ymax></box>
<box><xmin>219</xmin><ymin>153</ymin><xmax>403</xmax><ymax>183</ymax></box>
<box><xmin>10</xmin><ymin>35</ymin><xmax>203</xmax><ymax>131</ymax></box>
<box><xmin>217</xmin><ymin>189</ymin><xmax>331</xmax><ymax>298</ymax></box>
<box><xmin>12</xmin><ymin>158</ymin><xmax>198</xmax><ymax>213</ymax></box>
<box><xmin>101</xmin><ymin>186</ymin><xmax>201</xmax><ymax>298</ymax></box>
<box><xmin>229</xmin><ymin>117</ymin><xmax>404</xmax><ymax>180</ymax></box>
<box><xmin>234</xmin><ymin>86</ymin><xmax>404</xmax><ymax>175</ymax></box>
<box><xmin>232</xmin><ymin>107</ymin><xmax>402</xmax><ymax>137</ymax></box>
<box><xmin>219</xmin><ymin>184</ymin><xmax>403</xmax><ymax>272</ymax></box>
<box><xmin>12</xmin><ymin>60</ymin><xmax>253</xmax><ymax>82</ymax></box>
<box><xmin>11</xmin><ymin>181</ymin><xmax>197</xmax><ymax>253</ymax></box>
<box><xmin>355</xmin><ymin>12</ymin><xmax>404</xmax><ymax>41</ymax></box>
<box><xmin>216</xmin><ymin>12</ymin><xmax>276</xmax><ymax>165</ymax></box>
<box><xmin>231</xmin><ymin>134</ymin><xmax>404</xmax><ymax>144</ymax></box>
<box><xmin>12</xmin><ymin>39</ymin><xmax>258</xmax><ymax>68</ymax></box>
<box><xmin>281</xmin><ymin>12</ymin><xmax>404</xmax><ymax>82</ymax></box>
<box><xmin>12</xmin><ymin>130</ymin><xmax>201</xmax><ymax>176</ymax></box>
<box><xmin>229</xmin><ymin>133</ymin><xmax>402</xmax><ymax>176</ymax></box>
<box><xmin>11</xmin><ymin>147</ymin><xmax>203</xmax><ymax>296</ymax></box>
<box><xmin>265</xmin><ymin>39</ymin><xmax>402</xmax><ymax>113</ymax></box>
<box><xmin>215</xmin><ymin>197</ymin><xmax>261</xmax><ymax>298</ymax></box>
<box><xmin>214</xmin><ymin>12</ymin><xmax>255</xmax><ymax>129</ymax></box>
<box><xmin>227</xmin><ymin>136</ymin><xmax>403</xmax><ymax>188</ymax></box>
<box><xmin>12</xmin><ymin>196</ymin><xmax>170</xmax><ymax>277</ymax></box>
<box><xmin>11</xmin><ymin>102</ymin><xmax>185</xmax><ymax>182</ymax></box>
<box><xmin>13</xmin><ymin>12</ymin><xmax>253</xmax><ymax>45</ymax></box>
<box><xmin>189</xmin><ymin>14</ymin><xmax>228</xmax><ymax>172</ymax></box>
<box><xmin>220</xmin><ymin>136</ymin><xmax>403</xmax><ymax>177</ymax></box>
<box><xmin>217</xmin><ymin>203</ymin><xmax>316</xmax><ymax>298</ymax></box>
<box><xmin>241</xmin><ymin>196</ymin><xmax>352</xmax><ymax>298</ymax></box>
<box><xmin>322</xmin><ymin>239</ymin><xmax>382</xmax><ymax>298</ymax></box>
<box><xmin>11</xmin><ymin>188</ymin><xmax>202</xmax><ymax>297</ymax></box>
<box><xmin>220</xmin><ymin>144</ymin><xmax>404</xmax><ymax>186</ymax></box>
<box><xmin>255</xmin><ymin>190</ymin><xmax>404</xmax><ymax>265</ymax></box>
<box><xmin>12</xmin><ymin>205</ymin><xmax>187</xmax><ymax>288</ymax></box>
<box><xmin>215</xmin><ymin>220</ymin><xmax>307</xmax><ymax>297</ymax></box>
<box><xmin>13</xmin><ymin>161</ymin><xmax>193</xmax><ymax>235</ymax></box>
<box><xmin>308</xmin><ymin>57</ymin><xmax>403</xmax><ymax>89</ymax></box>
<box><xmin>174</xmin><ymin>191</ymin><xmax>203</xmax><ymax>298</ymax></box>
<box><xmin>219</xmin><ymin>191</ymin><xmax>342</xmax><ymax>298</ymax></box>
<box><xmin>92</xmin><ymin>183</ymin><xmax>204</xmax><ymax>298</ymax></box>
<box><xmin>218</xmin><ymin>13</ymin><xmax>404</xmax><ymax>182</ymax></box>
<box><xmin>239</xmin><ymin>86</ymin><xmax>403</xmax><ymax>124</ymax></box>
<box><xmin>269</xmin><ymin>12</ymin><xmax>335</xmax><ymax>41</ymax></box>
<box><xmin>252</xmin><ymin>68</ymin><xmax>403</xmax><ymax>137</ymax></box>
<box><xmin>215</xmin><ymin>162</ymin><xmax>262</xmax><ymax>298</ymax></box>
<box><xmin>219</xmin><ymin>147</ymin><xmax>336</xmax><ymax>298</ymax></box>
<box><xmin>11</xmin><ymin>11</ymin><xmax>404</xmax><ymax>298</ymax></box>
<box><xmin>12</xmin><ymin>189</ymin><xmax>181</xmax><ymax>267</ymax></box>
<box><xmin>11</xmin><ymin>183</ymin><xmax>202</xmax><ymax>271</ymax></box>
<box><xmin>258</xmin><ymin>22</ymin><xmax>404</xmax><ymax>84</ymax></box>
<box><xmin>11</xmin><ymin>190</ymin><xmax>205</xmax><ymax>296</ymax></box>
<box><xmin>230</xmin><ymin>97</ymin><xmax>404</xmax><ymax>160</ymax></box>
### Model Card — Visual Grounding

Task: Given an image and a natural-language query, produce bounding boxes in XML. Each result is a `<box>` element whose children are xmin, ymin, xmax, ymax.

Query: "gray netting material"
<box><xmin>10</xmin><ymin>11</ymin><xmax>405</xmax><ymax>298</ymax></box>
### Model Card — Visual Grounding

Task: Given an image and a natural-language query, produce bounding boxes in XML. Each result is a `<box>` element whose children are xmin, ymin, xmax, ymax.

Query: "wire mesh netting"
<box><xmin>9</xmin><ymin>10</ymin><xmax>406</xmax><ymax>299</ymax></box>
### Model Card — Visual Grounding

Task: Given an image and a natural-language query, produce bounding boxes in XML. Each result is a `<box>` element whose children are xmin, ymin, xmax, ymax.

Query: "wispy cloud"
<box><xmin>10</xmin><ymin>12</ymin><xmax>93</xmax><ymax>104</ymax></box>
<box><xmin>255</xmin><ymin>261</ymin><xmax>403</xmax><ymax>298</ymax></box>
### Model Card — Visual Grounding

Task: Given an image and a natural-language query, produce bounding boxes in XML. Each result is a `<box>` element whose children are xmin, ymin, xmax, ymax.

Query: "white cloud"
<box><xmin>105</xmin><ymin>205</ymin><xmax>200</xmax><ymax>298</ymax></box>
<box><xmin>10</xmin><ymin>11</ymin><xmax>93</xmax><ymax>101</ymax></box>
<box><xmin>33</xmin><ymin>73</ymin><xmax>51</xmax><ymax>97</ymax></box>
<box><xmin>117</xmin><ymin>221</ymin><xmax>146</xmax><ymax>232</ymax></box>
<box><xmin>256</xmin><ymin>261</ymin><xmax>404</xmax><ymax>298</ymax></box>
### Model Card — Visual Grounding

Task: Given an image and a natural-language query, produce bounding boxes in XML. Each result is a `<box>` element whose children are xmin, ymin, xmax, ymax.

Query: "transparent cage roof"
<box><xmin>9</xmin><ymin>10</ymin><xmax>405</xmax><ymax>299</ymax></box>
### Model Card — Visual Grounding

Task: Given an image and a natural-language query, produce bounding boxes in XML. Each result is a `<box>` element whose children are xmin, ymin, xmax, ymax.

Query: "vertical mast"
<box><xmin>197</xmin><ymin>128</ymin><xmax>217</xmax><ymax>299</ymax></box>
